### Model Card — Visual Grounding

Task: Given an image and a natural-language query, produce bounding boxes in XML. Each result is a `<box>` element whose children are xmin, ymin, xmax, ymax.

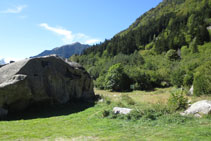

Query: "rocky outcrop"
<box><xmin>0</xmin><ymin>56</ymin><xmax>94</xmax><ymax>117</ymax></box>
<box><xmin>181</xmin><ymin>100</ymin><xmax>211</xmax><ymax>117</ymax></box>
<box><xmin>0</xmin><ymin>108</ymin><xmax>8</xmax><ymax>119</ymax></box>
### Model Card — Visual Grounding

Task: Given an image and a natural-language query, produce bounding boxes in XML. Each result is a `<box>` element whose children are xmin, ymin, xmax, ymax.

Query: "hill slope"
<box><xmin>71</xmin><ymin>0</ymin><xmax>211</xmax><ymax>94</ymax></box>
<box><xmin>83</xmin><ymin>0</ymin><xmax>210</xmax><ymax>56</ymax></box>
<box><xmin>32</xmin><ymin>42</ymin><xmax>90</xmax><ymax>58</ymax></box>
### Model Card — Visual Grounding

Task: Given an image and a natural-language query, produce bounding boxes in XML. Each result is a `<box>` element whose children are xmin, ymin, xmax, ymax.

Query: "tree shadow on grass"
<box><xmin>5</xmin><ymin>100</ymin><xmax>95</xmax><ymax>121</ymax></box>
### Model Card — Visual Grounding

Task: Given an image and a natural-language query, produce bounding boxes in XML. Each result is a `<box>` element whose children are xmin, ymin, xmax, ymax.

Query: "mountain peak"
<box><xmin>71</xmin><ymin>42</ymin><xmax>81</xmax><ymax>45</ymax></box>
<box><xmin>32</xmin><ymin>43</ymin><xmax>90</xmax><ymax>59</ymax></box>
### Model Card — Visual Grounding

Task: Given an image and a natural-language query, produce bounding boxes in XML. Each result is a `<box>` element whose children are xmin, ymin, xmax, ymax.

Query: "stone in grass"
<box><xmin>188</xmin><ymin>85</ymin><xmax>194</xmax><ymax>95</ymax></box>
<box><xmin>181</xmin><ymin>100</ymin><xmax>211</xmax><ymax>117</ymax></box>
<box><xmin>113</xmin><ymin>107</ymin><xmax>132</xmax><ymax>115</ymax></box>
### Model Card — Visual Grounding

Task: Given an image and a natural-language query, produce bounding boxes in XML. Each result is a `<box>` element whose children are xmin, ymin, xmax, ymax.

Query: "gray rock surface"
<box><xmin>188</xmin><ymin>85</ymin><xmax>194</xmax><ymax>95</ymax></box>
<box><xmin>0</xmin><ymin>108</ymin><xmax>8</xmax><ymax>119</ymax></box>
<box><xmin>181</xmin><ymin>100</ymin><xmax>211</xmax><ymax>117</ymax></box>
<box><xmin>0</xmin><ymin>56</ymin><xmax>94</xmax><ymax>117</ymax></box>
<box><xmin>113</xmin><ymin>107</ymin><xmax>132</xmax><ymax>115</ymax></box>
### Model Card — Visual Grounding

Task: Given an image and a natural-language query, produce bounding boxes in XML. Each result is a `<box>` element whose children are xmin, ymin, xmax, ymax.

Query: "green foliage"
<box><xmin>145</xmin><ymin>42</ymin><xmax>154</xmax><ymax>50</ymax></box>
<box><xmin>128</xmin><ymin>69</ymin><xmax>152</xmax><ymax>90</ymax></box>
<box><xmin>167</xmin><ymin>89</ymin><xmax>188</xmax><ymax>111</ymax></box>
<box><xmin>120</xmin><ymin>95</ymin><xmax>135</xmax><ymax>105</ymax></box>
<box><xmin>104</xmin><ymin>63</ymin><xmax>131</xmax><ymax>91</ymax></box>
<box><xmin>74</xmin><ymin>0</ymin><xmax>211</xmax><ymax>93</ymax></box>
<box><xmin>83</xmin><ymin>0</ymin><xmax>211</xmax><ymax>57</ymax></box>
<box><xmin>193</xmin><ymin>61</ymin><xmax>211</xmax><ymax>96</ymax></box>
<box><xmin>170</xmin><ymin>67</ymin><xmax>186</xmax><ymax>87</ymax></box>
<box><xmin>183</xmin><ymin>72</ymin><xmax>193</xmax><ymax>87</ymax></box>
<box><xmin>102</xmin><ymin>110</ymin><xmax>110</xmax><ymax>117</ymax></box>
<box><xmin>95</xmin><ymin>75</ymin><xmax>105</xmax><ymax>89</ymax></box>
<box><xmin>87</xmin><ymin>66</ymin><xmax>100</xmax><ymax>79</ymax></box>
<box><xmin>190</xmin><ymin>37</ymin><xmax>199</xmax><ymax>54</ymax></box>
<box><xmin>181</xmin><ymin>45</ymin><xmax>189</xmax><ymax>58</ymax></box>
<box><xmin>165</xmin><ymin>49</ymin><xmax>180</xmax><ymax>61</ymax></box>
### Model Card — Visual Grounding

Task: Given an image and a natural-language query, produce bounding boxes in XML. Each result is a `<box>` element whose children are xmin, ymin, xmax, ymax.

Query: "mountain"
<box><xmin>0</xmin><ymin>59</ymin><xmax>6</xmax><ymax>65</ymax></box>
<box><xmin>32</xmin><ymin>42</ymin><xmax>90</xmax><ymax>58</ymax></box>
<box><xmin>72</xmin><ymin>0</ymin><xmax>211</xmax><ymax>93</ymax></box>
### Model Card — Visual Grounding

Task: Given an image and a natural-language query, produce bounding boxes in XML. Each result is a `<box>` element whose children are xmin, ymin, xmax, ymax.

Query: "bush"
<box><xmin>102</xmin><ymin>110</ymin><xmax>110</xmax><ymax>117</ymax></box>
<box><xmin>95</xmin><ymin>75</ymin><xmax>105</xmax><ymax>89</ymax></box>
<box><xmin>190</xmin><ymin>37</ymin><xmax>199</xmax><ymax>54</ymax></box>
<box><xmin>193</xmin><ymin>61</ymin><xmax>211</xmax><ymax>96</ymax></box>
<box><xmin>104</xmin><ymin>63</ymin><xmax>131</xmax><ymax>91</ymax></box>
<box><xmin>181</xmin><ymin>45</ymin><xmax>190</xmax><ymax>58</ymax></box>
<box><xmin>168</xmin><ymin>89</ymin><xmax>188</xmax><ymax>111</ymax></box>
<box><xmin>165</xmin><ymin>49</ymin><xmax>180</xmax><ymax>61</ymax></box>
<box><xmin>170</xmin><ymin>67</ymin><xmax>186</xmax><ymax>87</ymax></box>
<box><xmin>183</xmin><ymin>72</ymin><xmax>193</xmax><ymax>87</ymax></box>
<box><xmin>120</xmin><ymin>95</ymin><xmax>135</xmax><ymax>105</ymax></box>
<box><xmin>128</xmin><ymin>69</ymin><xmax>158</xmax><ymax>90</ymax></box>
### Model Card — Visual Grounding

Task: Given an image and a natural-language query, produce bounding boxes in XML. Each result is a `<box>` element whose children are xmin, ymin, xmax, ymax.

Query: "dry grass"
<box><xmin>95</xmin><ymin>87</ymin><xmax>172</xmax><ymax>104</ymax></box>
<box><xmin>95</xmin><ymin>87</ymin><xmax>211</xmax><ymax>105</ymax></box>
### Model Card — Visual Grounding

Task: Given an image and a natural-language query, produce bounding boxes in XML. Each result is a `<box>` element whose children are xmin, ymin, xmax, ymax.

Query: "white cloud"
<box><xmin>85</xmin><ymin>39</ymin><xmax>101</xmax><ymax>45</ymax></box>
<box><xmin>1</xmin><ymin>5</ymin><xmax>27</xmax><ymax>14</ymax></box>
<box><xmin>40</xmin><ymin>23</ymin><xmax>74</xmax><ymax>43</ymax></box>
<box><xmin>39</xmin><ymin>23</ymin><xmax>101</xmax><ymax>45</ymax></box>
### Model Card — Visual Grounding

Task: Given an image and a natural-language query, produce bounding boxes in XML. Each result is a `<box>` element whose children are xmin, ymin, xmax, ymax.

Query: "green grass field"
<box><xmin>0</xmin><ymin>88</ymin><xmax>211</xmax><ymax>141</ymax></box>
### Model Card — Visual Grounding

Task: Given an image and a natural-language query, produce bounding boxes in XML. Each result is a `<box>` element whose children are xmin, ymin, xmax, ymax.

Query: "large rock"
<box><xmin>181</xmin><ymin>100</ymin><xmax>211</xmax><ymax>117</ymax></box>
<box><xmin>0</xmin><ymin>56</ymin><xmax>94</xmax><ymax>117</ymax></box>
<box><xmin>0</xmin><ymin>108</ymin><xmax>8</xmax><ymax>119</ymax></box>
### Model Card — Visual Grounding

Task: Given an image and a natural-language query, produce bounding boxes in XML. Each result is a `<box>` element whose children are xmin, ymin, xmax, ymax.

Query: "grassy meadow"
<box><xmin>0</xmin><ymin>88</ymin><xmax>211</xmax><ymax>141</ymax></box>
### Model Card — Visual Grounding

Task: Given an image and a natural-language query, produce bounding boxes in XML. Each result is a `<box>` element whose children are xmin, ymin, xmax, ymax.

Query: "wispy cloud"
<box><xmin>1</xmin><ymin>5</ymin><xmax>27</xmax><ymax>14</ymax></box>
<box><xmin>39</xmin><ymin>23</ymin><xmax>101</xmax><ymax>45</ymax></box>
<box><xmin>85</xmin><ymin>39</ymin><xmax>101</xmax><ymax>45</ymax></box>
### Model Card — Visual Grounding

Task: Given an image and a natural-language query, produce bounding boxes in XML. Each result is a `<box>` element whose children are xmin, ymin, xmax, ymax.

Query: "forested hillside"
<box><xmin>70</xmin><ymin>0</ymin><xmax>211</xmax><ymax>95</ymax></box>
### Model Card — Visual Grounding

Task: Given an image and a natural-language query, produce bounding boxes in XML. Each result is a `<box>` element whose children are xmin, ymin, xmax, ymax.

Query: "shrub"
<box><xmin>95</xmin><ymin>75</ymin><xmax>105</xmax><ymax>89</ymax></box>
<box><xmin>165</xmin><ymin>49</ymin><xmax>180</xmax><ymax>61</ymax></box>
<box><xmin>102</xmin><ymin>110</ymin><xmax>110</xmax><ymax>117</ymax></box>
<box><xmin>190</xmin><ymin>37</ymin><xmax>199</xmax><ymax>54</ymax></box>
<box><xmin>87</xmin><ymin>66</ymin><xmax>100</xmax><ymax>79</ymax></box>
<box><xmin>104</xmin><ymin>63</ymin><xmax>131</xmax><ymax>91</ymax></box>
<box><xmin>120</xmin><ymin>95</ymin><xmax>135</xmax><ymax>105</ymax></box>
<box><xmin>126</xmin><ymin>110</ymin><xmax>143</xmax><ymax>120</ymax></box>
<box><xmin>168</xmin><ymin>89</ymin><xmax>188</xmax><ymax>111</ymax></box>
<box><xmin>183</xmin><ymin>72</ymin><xmax>193</xmax><ymax>87</ymax></box>
<box><xmin>170</xmin><ymin>67</ymin><xmax>186</xmax><ymax>87</ymax></box>
<box><xmin>181</xmin><ymin>45</ymin><xmax>190</xmax><ymax>58</ymax></box>
<box><xmin>193</xmin><ymin>61</ymin><xmax>211</xmax><ymax>96</ymax></box>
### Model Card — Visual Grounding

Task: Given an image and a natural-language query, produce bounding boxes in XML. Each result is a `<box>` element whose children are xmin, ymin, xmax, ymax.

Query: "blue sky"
<box><xmin>0</xmin><ymin>0</ymin><xmax>162</xmax><ymax>62</ymax></box>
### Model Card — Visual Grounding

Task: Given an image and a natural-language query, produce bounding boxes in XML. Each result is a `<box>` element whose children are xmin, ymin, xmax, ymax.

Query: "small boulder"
<box><xmin>113</xmin><ymin>107</ymin><xmax>132</xmax><ymax>115</ymax></box>
<box><xmin>181</xmin><ymin>100</ymin><xmax>211</xmax><ymax>117</ymax></box>
<box><xmin>188</xmin><ymin>85</ymin><xmax>194</xmax><ymax>95</ymax></box>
